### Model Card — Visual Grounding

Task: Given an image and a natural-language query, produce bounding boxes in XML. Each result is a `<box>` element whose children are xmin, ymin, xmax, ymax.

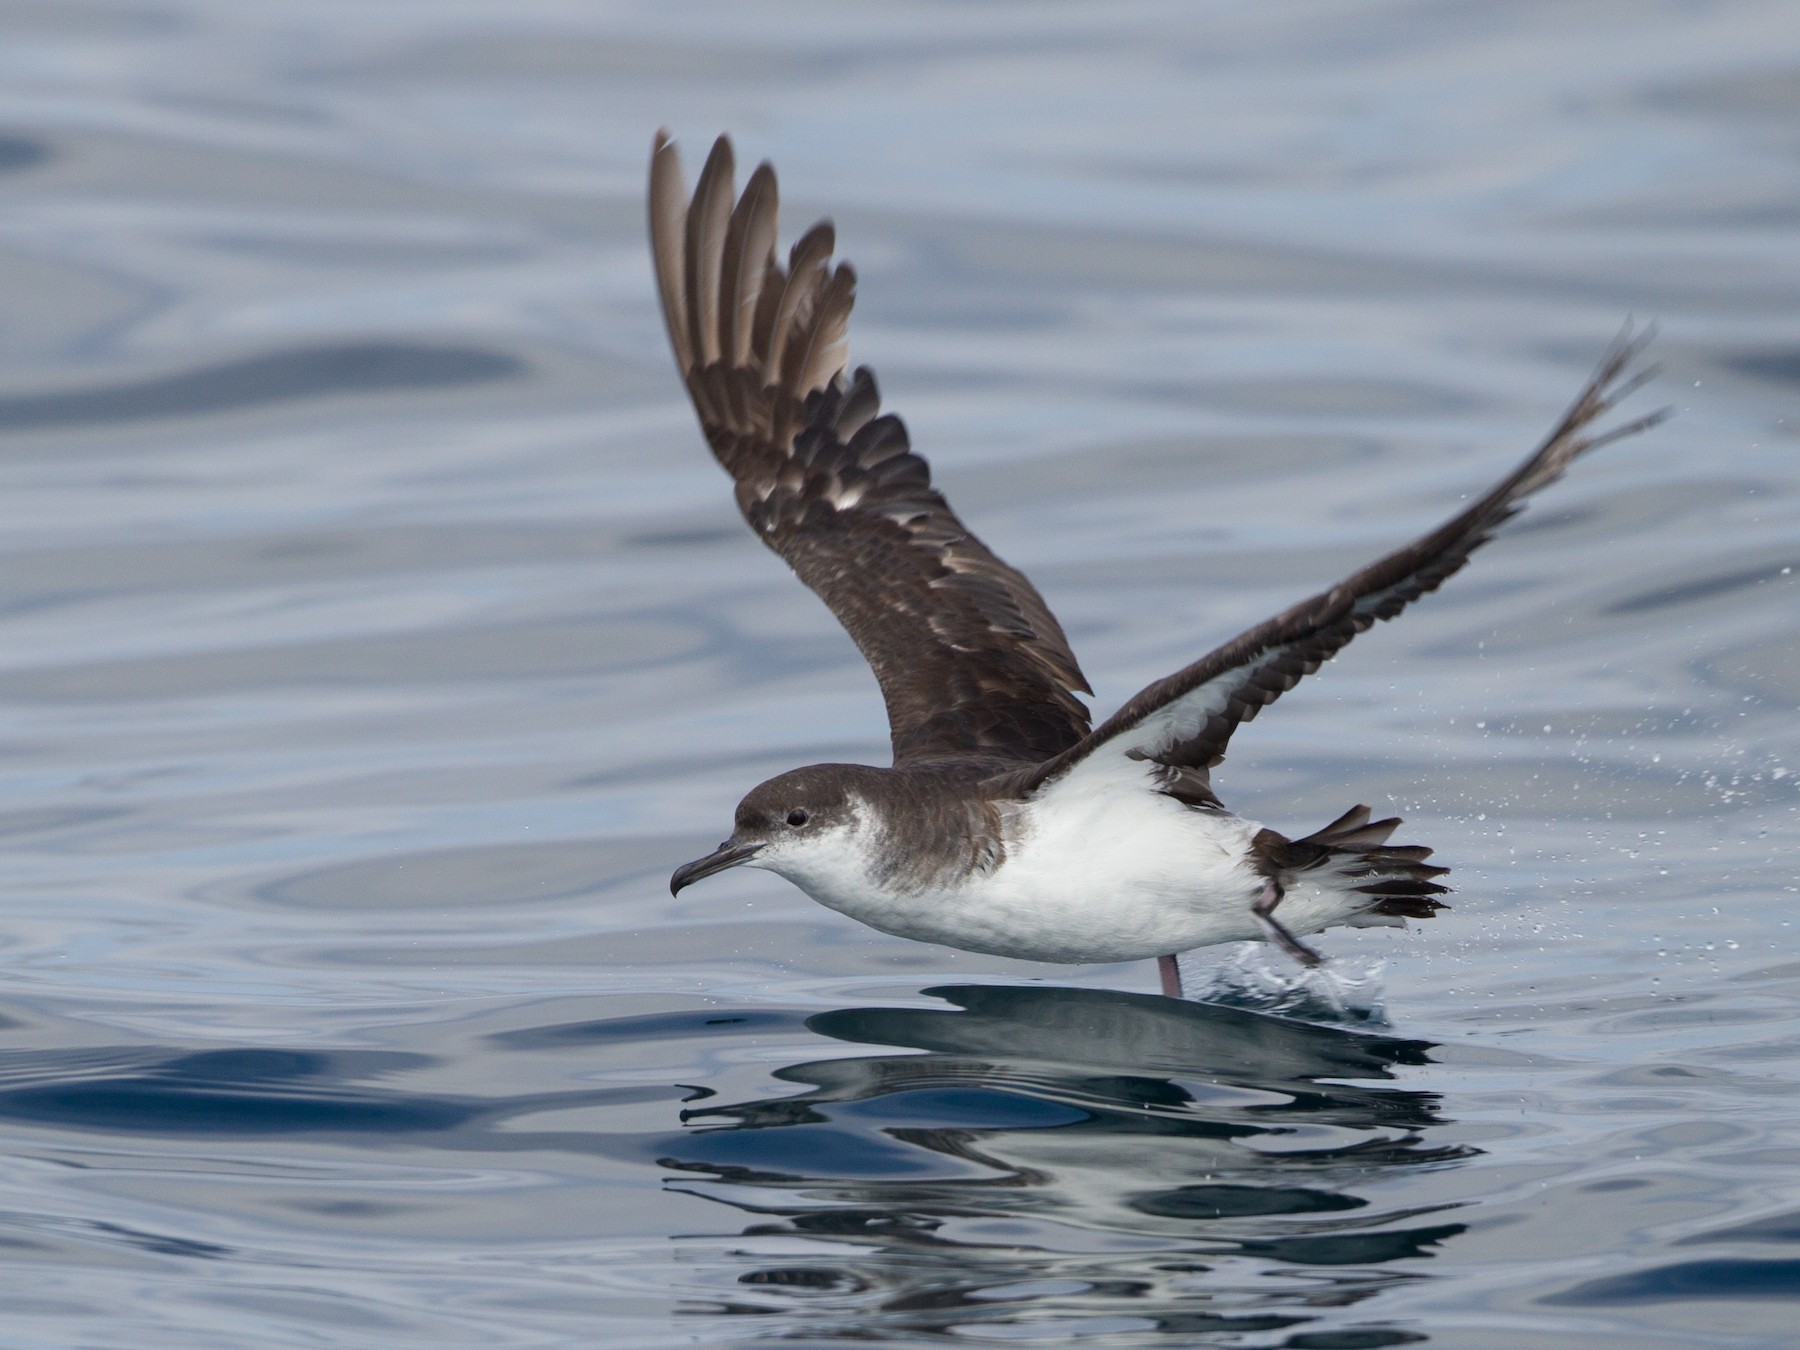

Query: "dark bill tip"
<box><xmin>670</xmin><ymin>839</ymin><xmax>762</xmax><ymax>896</ymax></box>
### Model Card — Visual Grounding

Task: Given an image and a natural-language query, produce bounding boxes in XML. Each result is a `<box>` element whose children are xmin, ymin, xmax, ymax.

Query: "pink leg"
<box><xmin>1157</xmin><ymin>954</ymin><xmax>1183</xmax><ymax>998</ymax></box>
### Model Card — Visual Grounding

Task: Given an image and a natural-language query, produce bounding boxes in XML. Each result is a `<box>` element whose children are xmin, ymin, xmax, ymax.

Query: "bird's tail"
<box><xmin>1258</xmin><ymin>805</ymin><xmax>1452</xmax><ymax>924</ymax></box>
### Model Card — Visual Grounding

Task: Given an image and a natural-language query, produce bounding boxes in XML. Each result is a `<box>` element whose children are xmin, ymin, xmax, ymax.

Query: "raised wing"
<box><xmin>1009</xmin><ymin>326</ymin><xmax>1666</xmax><ymax>797</ymax></box>
<box><xmin>650</xmin><ymin>131</ymin><xmax>1091</xmax><ymax>765</ymax></box>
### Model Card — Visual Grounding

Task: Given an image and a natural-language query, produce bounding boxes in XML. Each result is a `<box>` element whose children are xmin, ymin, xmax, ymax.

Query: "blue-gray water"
<box><xmin>0</xmin><ymin>3</ymin><xmax>1796</xmax><ymax>1345</ymax></box>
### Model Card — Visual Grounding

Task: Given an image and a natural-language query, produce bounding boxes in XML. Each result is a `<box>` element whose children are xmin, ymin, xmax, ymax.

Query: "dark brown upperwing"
<box><xmin>649</xmin><ymin>131</ymin><xmax>1091</xmax><ymax>765</ymax></box>
<box><xmin>1007</xmin><ymin>326</ymin><xmax>1667</xmax><ymax>796</ymax></box>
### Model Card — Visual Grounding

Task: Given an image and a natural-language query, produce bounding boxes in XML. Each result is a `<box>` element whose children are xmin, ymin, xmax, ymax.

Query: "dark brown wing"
<box><xmin>649</xmin><ymin>131</ymin><xmax>1091</xmax><ymax>765</ymax></box>
<box><xmin>1008</xmin><ymin>326</ymin><xmax>1667</xmax><ymax>796</ymax></box>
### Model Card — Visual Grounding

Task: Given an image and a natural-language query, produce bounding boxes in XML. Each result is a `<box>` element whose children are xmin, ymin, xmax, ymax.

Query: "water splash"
<box><xmin>1177</xmin><ymin>944</ymin><xmax>1390</xmax><ymax>1027</ymax></box>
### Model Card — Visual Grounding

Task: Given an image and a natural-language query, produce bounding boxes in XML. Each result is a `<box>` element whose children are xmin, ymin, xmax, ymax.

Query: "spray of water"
<box><xmin>1177</xmin><ymin>944</ymin><xmax>1390</xmax><ymax>1026</ymax></box>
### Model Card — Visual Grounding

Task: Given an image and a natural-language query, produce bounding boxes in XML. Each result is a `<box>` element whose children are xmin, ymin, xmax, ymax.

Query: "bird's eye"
<box><xmin>786</xmin><ymin>809</ymin><xmax>810</xmax><ymax>827</ymax></box>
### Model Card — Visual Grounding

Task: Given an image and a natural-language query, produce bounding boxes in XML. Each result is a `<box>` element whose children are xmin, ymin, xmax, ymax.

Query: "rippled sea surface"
<box><xmin>0</xmin><ymin>3</ymin><xmax>1797</xmax><ymax>1345</ymax></box>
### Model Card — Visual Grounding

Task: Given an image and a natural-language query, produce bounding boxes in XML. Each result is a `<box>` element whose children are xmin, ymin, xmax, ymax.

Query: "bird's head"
<box><xmin>669</xmin><ymin>764</ymin><xmax>875</xmax><ymax>896</ymax></box>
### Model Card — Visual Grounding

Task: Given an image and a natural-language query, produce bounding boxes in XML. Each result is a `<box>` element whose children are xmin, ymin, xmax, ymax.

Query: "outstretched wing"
<box><xmin>649</xmin><ymin>131</ymin><xmax>1091</xmax><ymax>766</ymax></box>
<box><xmin>1008</xmin><ymin>327</ymin><xmax>1666</xmax><ymax>797</ymax></box>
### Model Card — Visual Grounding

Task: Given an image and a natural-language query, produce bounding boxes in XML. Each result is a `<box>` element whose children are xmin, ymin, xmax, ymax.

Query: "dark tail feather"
<box><xmin>1362</xmin><ymin>893</ymin><xmax>1449</xmax><ymax>920</ymax></box>
<box><xmin>1297</xmin><ymin>803</ymin><xmax>1407</xmax><ymax>851</ymax></box>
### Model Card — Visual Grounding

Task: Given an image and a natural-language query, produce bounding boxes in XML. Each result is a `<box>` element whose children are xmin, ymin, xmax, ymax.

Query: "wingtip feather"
<box><xmin>720</xmin><ymin>161</ymin><xmax>779</xmax><ymax>367</ymax></box>
<box><xmin>684</xmin><ymin>135</ymin><xmax>736</xmax><ymax>369</ymax></box>
<box><xmin>648</xmin><ymin>129</ymin><xmax>692</xmax><ymax>373</ymax></box>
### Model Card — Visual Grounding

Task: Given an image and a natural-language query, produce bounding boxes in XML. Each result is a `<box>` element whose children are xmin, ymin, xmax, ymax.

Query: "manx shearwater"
<box><xmin>655</xmin><ymin>131</ymin><xmax>1664</xmax><ymax>997</ymax></box>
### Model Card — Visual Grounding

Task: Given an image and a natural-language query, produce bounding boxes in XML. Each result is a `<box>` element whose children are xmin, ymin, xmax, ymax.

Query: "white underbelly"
<box><xmin>786</xmin><ymin>787</ymin><xmax>1318</xmax><ymax>964</ymax></box>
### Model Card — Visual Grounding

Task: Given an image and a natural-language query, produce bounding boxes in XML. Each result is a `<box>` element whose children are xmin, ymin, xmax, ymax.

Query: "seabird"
<box><xmin>654</xmin><ymin>131</ymin><xmax>1664</xmax><ymax>997</ymax></box>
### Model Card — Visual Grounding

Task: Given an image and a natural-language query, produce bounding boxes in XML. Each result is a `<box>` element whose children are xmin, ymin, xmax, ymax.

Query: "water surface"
<box><xmin>0</xmin><ymin>2</ymin><xmax>1797</xmax><ymax>1345</ymax></box>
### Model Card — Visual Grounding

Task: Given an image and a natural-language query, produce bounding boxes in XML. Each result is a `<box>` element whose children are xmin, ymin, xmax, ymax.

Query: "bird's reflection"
<box><xmin>666</xmin><ymin>984</ymin><xmax>1471</xmax><ymax>1342</ymax></box>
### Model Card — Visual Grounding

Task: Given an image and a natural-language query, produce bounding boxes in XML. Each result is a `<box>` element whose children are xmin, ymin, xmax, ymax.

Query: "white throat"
<box><xmin>753</xmin><ymin>800</ymin><xmax>881</xmax><ymax>903</ymax></box>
